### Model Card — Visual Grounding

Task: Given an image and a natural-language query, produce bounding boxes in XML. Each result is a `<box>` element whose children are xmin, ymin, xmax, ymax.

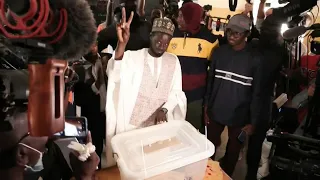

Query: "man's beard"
<box><xmin>150</xmin><ymin>48</ymin><xmax>164</xmax><ymax>57</ymax></box>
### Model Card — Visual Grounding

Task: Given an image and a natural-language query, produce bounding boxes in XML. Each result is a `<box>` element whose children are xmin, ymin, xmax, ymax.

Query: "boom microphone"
<box><xmin>49</xmin><ymin>0</ymin><xmax>97</xmax><ymax>61</ymax></box>
<box><xmin>282</xmin><ymin>26</ymin><xmax>307</xmax><ymax>39</ymax></box>
<box><xmin>282</xmin><ymin>24</ymin><xmax>320</xmax><ymax>40</ymax></box>
<box><xmin>272</xmin><ymin>0</ymin><xmax>317</xmax><ymax>19</ymax></box>
<box><xmin>2</xmin><ymin>0</ymin><xmax>97</xmax><ymax>60</ymax></box>
<box><xmin>1</xmin><ymin>0</ymin><xmax>97</xmax><ymax>136</ymax></box>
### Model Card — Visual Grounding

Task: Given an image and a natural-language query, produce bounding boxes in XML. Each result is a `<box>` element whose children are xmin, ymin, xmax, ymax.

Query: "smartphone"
<box><xmin>54</xmin><ymin>116</ymin><xmax>88</xmax><ymax>138</ymax></box>
<box><xmin>238</xmin><ymin>130</ymin><xmax>247</xmax><ymax>143</ymax></box>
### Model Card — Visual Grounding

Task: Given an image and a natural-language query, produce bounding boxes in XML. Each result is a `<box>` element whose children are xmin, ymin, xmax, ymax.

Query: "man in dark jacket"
<box><xmin>204</xmin><ymin>14</ymin><xmax>264</xmax><ymax>176</ymax></box>
<box><xmin>245</xmin><ymin>7</ymin><xmax>287</xmax><ymax>180</ymax></box>
<box><xmin>73</xmin><ymin>45</ymin><xmax>107</xmax><ymax>169</ymax></box>
<box><xmin>167</xmin><ymin>2</ymin><xmax>220</xmax><ymax>131</ymax></box>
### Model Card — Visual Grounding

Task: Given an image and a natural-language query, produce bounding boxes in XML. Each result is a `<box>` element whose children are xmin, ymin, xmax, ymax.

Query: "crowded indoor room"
<box><xmin>0</xmin><ymin>0</ymin><xmax>319</xmax><ymax>179</ymax></box>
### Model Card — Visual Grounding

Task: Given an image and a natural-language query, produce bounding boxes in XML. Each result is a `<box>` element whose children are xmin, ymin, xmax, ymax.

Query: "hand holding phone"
<box><xmin>54</xmin><ymin>116</ymin><xmax>88</xmax><ymax>139</ymax></box>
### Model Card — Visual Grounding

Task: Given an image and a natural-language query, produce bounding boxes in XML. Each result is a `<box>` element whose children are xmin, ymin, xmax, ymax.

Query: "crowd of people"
<box><xmin>1</xmin><ymin>0</ymin><xmax>318</xmax><ymax>179</ymax></box>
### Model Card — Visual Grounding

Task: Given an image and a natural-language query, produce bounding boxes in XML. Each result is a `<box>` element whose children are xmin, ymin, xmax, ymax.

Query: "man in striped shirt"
<box><xmin>204</xmin><ymin>14</ymin><xmax>265</xmax><ymax>176</ymax></box>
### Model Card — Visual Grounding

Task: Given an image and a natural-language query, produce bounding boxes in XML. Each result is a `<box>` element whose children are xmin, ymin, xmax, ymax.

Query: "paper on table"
<box><xmin>54</xmin><ymin>138</ymin><xmax>79</xmax><ymax>170</ymax></box>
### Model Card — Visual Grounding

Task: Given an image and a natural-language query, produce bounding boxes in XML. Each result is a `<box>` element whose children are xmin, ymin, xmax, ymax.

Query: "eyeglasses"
<box><xmin>226</xmin><ymin>29</ymin><xmax>244</xmax><ymax>38</ymax></box>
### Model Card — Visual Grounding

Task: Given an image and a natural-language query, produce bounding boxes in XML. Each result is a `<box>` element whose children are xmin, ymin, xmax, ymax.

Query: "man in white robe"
<box><xmin>105</xmin><ymin>8</ymin><xmax>187</xmax><ymax>167</ymax></box>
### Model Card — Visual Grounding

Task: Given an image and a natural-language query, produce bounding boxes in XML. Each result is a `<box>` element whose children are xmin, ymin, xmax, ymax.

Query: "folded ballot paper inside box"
<box><xmin>111</xmin><ymin>120</ymin><xmax>215</xmax><ymax>180</ymax></box>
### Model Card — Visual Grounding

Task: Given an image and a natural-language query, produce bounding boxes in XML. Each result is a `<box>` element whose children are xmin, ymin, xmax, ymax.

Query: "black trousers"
<box><xmin>86</xmin><ymin>112</ymin><xmax>106</xmax><ymax>169</ymax></box>
<box><xmin>186</xmin><ymin>99</ymin><xmax>204</xmax><ymax>130</ymax></box>
<box><xmin>246</xmin><ymin>97</ymin><xmax>272</xmax><ymax>180</ymax></box>
<box><xmin>208</xmin><ymin>120</ymin><xmax>243</xmax><ymax>176</ymax></box>
<box><xmin>246</xmin><ymin>126</ymin><xmax>269</xmax><ymax>180</ymax></box>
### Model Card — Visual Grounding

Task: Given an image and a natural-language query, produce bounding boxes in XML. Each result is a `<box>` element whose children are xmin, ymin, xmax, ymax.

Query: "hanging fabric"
<box><xmin>246</xmin><ymin>0</ymin><xmax>254</xmax><ymax>30</ymax></box>
<box><xmin>246</xmin><ymin>0</ymin><xmax>260</xmax><ymax>41</ymax></box>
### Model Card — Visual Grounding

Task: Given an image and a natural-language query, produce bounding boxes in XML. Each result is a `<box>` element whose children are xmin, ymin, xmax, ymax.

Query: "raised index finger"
<box><xmin>121</xmin><ymin>7</ymin><xmax>126</xmax><ymax>24</ymax></box>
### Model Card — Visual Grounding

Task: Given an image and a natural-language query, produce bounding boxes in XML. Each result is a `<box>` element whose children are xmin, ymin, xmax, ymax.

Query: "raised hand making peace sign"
<box><xmin>116</xmin><ymin>7</ymin><xmax>134</xmax><ymax>44</ymax></box>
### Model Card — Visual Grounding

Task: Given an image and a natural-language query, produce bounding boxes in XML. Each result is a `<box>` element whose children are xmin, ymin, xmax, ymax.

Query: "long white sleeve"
<box><xmin>106</xmin><ymin>51</ymin><xmax>131</xmax><ymax>82</ymax></box>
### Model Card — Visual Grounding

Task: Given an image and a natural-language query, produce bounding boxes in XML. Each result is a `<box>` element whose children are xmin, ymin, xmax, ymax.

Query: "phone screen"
<box><xmin>54</xmin><ymin>116</ymin><xmax>88</xmax><ymax>138</ymax></box>
<box><xmin>238</xmin><ymin>130</ymin><xmax>247</xmax><ymax>143</ymax></box>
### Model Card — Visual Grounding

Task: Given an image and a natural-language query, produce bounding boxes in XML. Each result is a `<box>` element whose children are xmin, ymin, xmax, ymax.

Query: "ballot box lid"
<box><xmin>111</xmin><ymin>120</ymin><xmax>215</xmax><ymax>179</ymax></box>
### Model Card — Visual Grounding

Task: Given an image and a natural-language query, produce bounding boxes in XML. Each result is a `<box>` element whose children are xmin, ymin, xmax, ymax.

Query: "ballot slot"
<box><xmin>143</xmin><ymin>137</ymin><xmax>181</xmax><ymax>154</ymax></box>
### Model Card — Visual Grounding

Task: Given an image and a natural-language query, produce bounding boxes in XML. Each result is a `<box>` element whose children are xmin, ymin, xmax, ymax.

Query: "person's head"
<box><xmin>177</xmin><ymin>2</ymin><xmax>203</xmax><ymax>34</ymax></box>
<box><xmin>0</xmin><ymin>108</ymin><xmax>48</xmax><ymax>178</ymax></box>
<box><xmin>225</xmin><ymin>14</ymin><xmax>251</xmax><ymax>47</ymax></box>
<box><xmin>83</xmin><ymin>43</ymin><xmax>98</xmax><ymax>64</ymax></box>
<box><xmin>149</xmin><ymin>18</ymin><xmax>175</xmax><ymax>57</ymax></box>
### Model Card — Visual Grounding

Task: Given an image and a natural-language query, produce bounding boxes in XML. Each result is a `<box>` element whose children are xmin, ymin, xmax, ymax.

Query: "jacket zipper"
<box><xmin>183</xmin><ymin>33</ymin><xmax>187</xmax><ymax>49</ymax></box>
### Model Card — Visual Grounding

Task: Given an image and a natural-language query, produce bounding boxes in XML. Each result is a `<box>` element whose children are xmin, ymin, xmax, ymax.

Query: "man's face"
<box><xmin>150</xmin><ymin>32</ymin><xmax>172</xmax><ymax>57</ymax></box>
<box><xmin>176</xmin><ymin>11</ymin><xmax>186</xmax><ymax>31</ymax></box>
<box><xmin>0</xmin><ymin>112</ymin><xmax>48</xmax><ymax>170</ymax></box>
<box><xmin>84</xmin><ymin>44</ymin><xmax>98</xmax><ymax>64</ymax></box>
<box><xmin>226</xmin><ymin>28</ymin><xmax>247</xmax><ymax>46</ymax></box>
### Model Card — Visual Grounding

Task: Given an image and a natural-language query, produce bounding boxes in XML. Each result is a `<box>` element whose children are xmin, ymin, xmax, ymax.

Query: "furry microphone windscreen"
<box><xmin>50</xmin><ymin>0</ymin><xmax>97</xmax><ymax>61</ymax></box>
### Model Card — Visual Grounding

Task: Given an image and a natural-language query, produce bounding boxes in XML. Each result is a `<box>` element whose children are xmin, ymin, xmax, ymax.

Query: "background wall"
<box><xmin>197</xmin><ymin>0</ymin><xmax>245</xmax><ymax>35</ymax></box>
<box><xmin>198</xmin><ymin>0</ymin><xmax>320</xmax><ymax>43</ymax></box>
<box><xmin>198</xmin><ymin>0</ymin><xmax>245</xmax><ymax>9</ymax></box>
<box><xmin>198</xmin><ymin>0</ymin><xmax>245</xmax><ymax>17</ymax></box>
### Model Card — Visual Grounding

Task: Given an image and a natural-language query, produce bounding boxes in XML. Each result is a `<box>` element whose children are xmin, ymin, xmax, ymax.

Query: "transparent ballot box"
<box><xmin>111</xmin><ymin>120</ymin><xmax>215</xmax><ymax>180</ymax></box>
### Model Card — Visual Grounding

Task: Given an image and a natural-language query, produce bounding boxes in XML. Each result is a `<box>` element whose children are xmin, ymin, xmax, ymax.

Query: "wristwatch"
<box><xmin>161</xmin><ymin>108</ymin><xmax>168</xmax><ymax>114</ymax></box>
